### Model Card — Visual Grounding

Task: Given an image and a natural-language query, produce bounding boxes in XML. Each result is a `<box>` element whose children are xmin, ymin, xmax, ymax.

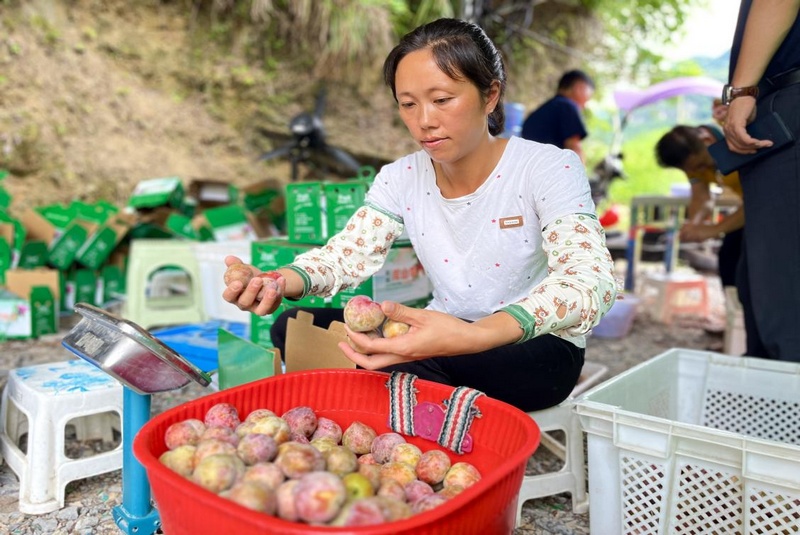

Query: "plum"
<box><xmin>164</xmin><ymin>418</ymin><xmax>206</xmax><ymax>450</ymax></box>
<box><xmin>331</xmin><ymin>497</ymin><xmax>386</xmax><ymax>526</ymax></box>
<box><xmin>443</xmin><ymin>461</ymin><xmax>481</xmax><ymax>489</ymax></box>
<box><xmin>358</xmin><ymin>463</ymin><xmax>382</xmax><ymax>492</ymax></box>
<box><xmin>382</xmin><ymin>318</ymin><xmax>410</xmax><ymax>338</ymax></box>
<box><xmin>379</xmin><ymin>461</ymin><xmax>417</xmax><ymax>487</ymax></box>
<box><xmin>191</xmin><ymin>453</ymin><xmax>245</xmax><ymax>494</ymax></box>
<box><xmin>323</xmin><ymin>445</ymin><xmax>358</xmax><ymax>476</ymax></box>
<box><xmin>404</xmin><ymin>479</ymin><xmax>435</xmax><ymax>504</ymax></box>
<box><xmin>242</xmin><ymin>462</ymin><xmax>285</xmax><ymax>491</ymax></box>
<box><xmin>244</xmin><ymin>408</ymin><xmax>277</xmax><ymax>423</ymax></box>
<box><xmin>342</xmin><ymin>472</ymin><xmax>375</xmax><ymax>500</ymax></box>
<box><xmin>415</xmin><ymin>449</ymin><xmax>451</xmax><ymax>485</ymax></box>
<box><xmin>221</xmin><ymin>480</ymin><xmax>277</xmax><ymax>514</ymax></box>
<box><xmin>193</xmin><ymin>438</ymin><xmax>237</xmax><ymax>464</ymax></box>
<box><xmin>343</xmin><ymin>295</ymin><xmax>386</xmax><ymax>332</ymax></box>
<box><xmin>237</xmin><ymin>432</ymin><xmax>278</xmax><ymax>465</ymax></box>
<box><xmin>374</xmin><ymin>495</ymin><xmax>413</xmax><ymax>522</ymax></box>
<box><xmin>204</xmin><ymin>402</ymin><xmax>240</xmax><ymax>431</ymax></box>
<box><xmin>411</xmin><ymin>492</ymin><xmax>449</xmax><ymax>514</ymax></box>
<box><xmin>275</xmin><ymin>479</ymin><xmax>301</xmax><ymax>522</ymax></box>
<box><xmin>310</xmin><ymin>417</ymin><xmax>342</xmax><ymax>443</ymax></box>
<box><xmin>281</xmin><ymin>406</ymin><xmax>318</xmax><ymax>438</ymax></box>
<box><xmin>293</xmin><ymin>471</ymin><xmax>347</xmax><ymax>524</ymax></box>
<box><xmin>159</xmin><ymin>444</ymin><xmax>197</xmax><ymax>477</ymax></box>
<box><xmin>376</xmin><ymin>478</ymin><xmax>406</xmax><ymax>502</ymax></box>
<box><xmin>250</xmin><ymin>415</ymin><xmax>291</xmax><ymax>444</ymax></box>
<box><xmin>341</xmin><ymin>421</ymin><xmax>377</xmax><ymax>455</ymax></box>
<box><xmin>390</xmin><ymin>442</ymin><xmax>422</xmax><ymax>468</ymax></box>
<box><xmin>224</xmin><ymin>263</ymin><xmax>254</xmax><ymax>287</ymax></box>
<box><xmin>310</xmin><ymin>436</ymin><xmax>339</xmax><ymax>455</ymax></box>
<box><xmin>200</xmin><ymin>425</ymin><xmax>239</xmax><ymax>447</ymax></box>
<box><xmin>274</xmin><ymin>441</ymin><xmax>325</xmax><ymax>479</ymax></box>
<box><xmin>370</xmin><ymin>432</ymin><xmax>406</xmax><ymax>464</ymax></box>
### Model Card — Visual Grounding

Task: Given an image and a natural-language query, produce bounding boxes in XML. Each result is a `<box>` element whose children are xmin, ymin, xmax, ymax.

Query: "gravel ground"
<box><xmin>0</xmin><ymin>276</ymin><xmax>725</xmax><ymax>535</ymax></box>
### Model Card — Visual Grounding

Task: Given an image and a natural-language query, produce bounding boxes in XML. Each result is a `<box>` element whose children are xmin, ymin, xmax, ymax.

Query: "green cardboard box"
<box><xmin>2</xmin><ymin>268</ymin><xmax>60</xmax><ymax>338</ymax></box>
<box><xmin>63</xmin><ymin>268</ymin><xmax>98</xmax><ymax>310</ymax></box>
<box><xmin>323</xmin><ymin>180</ymin><xmax>368</xmax><ymax>239</ymax></box>
<box><xmin>100</xmin><ymin>264</ymin><xmax>125</xmax><ymax>303</ymax></box>
<box><xmin>241</xmin><ymin>178</ymin><xmax>286</xmax><ymax>232</ymax></box>
<box><xmin>0</xmin><ymin>210</ymin><xmax>26</xmax><ymax>266</ymax></box>
<box><xmin>285</xmin><ymin>181</ymin><xmax>326</xmax><ymax>244</ymax></box>
<box><xmin>21</xmin><ymin>207</ymin><xmax>90</xmax><ymax>270</ymax></box>
<box><xmin>187</xmin><ymin>178</ymin><xmax>239</xmax><ymax>210</ymax></box>
<box><xmin>0</xmin><ymin>238</ymin><xmax>10</xmax><ymax>285</ymax></box>
<box><xmin>18</xmin><ymin>241</ymin><xmax>49</xmax><ymax>269</ymax></box>
<box><xmin>193</xmin><ymin>204</ymin><xmax>265</xmax><ymax>241</ymax></box>
<box><xmin>127</xmin><ymin>176</ymin><xmax>185</xmax><ymax>210</ymax></box>
<box><xmin>76</xmin><ymin>212</ymin><xmax>135</xmax><ymax>270</ymax></box>
<box><xmin>164</xmin><ymin>212</ymin><xmax>202</xmax><ymax>240</ymax></box>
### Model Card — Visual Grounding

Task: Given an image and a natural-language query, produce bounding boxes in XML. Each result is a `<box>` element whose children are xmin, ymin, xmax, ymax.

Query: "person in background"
<box><xmin>722</xmin><ymin>0</ymin><xmax>800</xmax><ymax>362</ymax></box>
<box><xmin>711</xmin><ymin>98</ymin><xmax>728</xmax><ymax>127</ymax></box>
<box><xmin>655</xmin><ymin>124</ymin><xmax>765</xmax><ymax>357</ymax></box>
<box><xmin>222</xmin><ymin>18</ymin><xmax>617</xmax><ymax>413</ymax></box>
<box><xmin>520</xmin><ymin>69</ymin><xmax>594</xmax><ymax>163</ymax></box>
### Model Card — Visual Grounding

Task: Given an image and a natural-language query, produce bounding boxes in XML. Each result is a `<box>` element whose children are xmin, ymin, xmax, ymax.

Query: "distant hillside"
<box><xmin>695</xmin><ymin>51</ymin><xmax>731</xmax><ymax>84</ymax></box>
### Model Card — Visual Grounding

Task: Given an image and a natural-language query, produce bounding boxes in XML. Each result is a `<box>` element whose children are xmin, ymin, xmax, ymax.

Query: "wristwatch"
<box><xmin>721</xmin><ymin>84</ymin><xmax>759</xmax><ymax>105</ymax></box>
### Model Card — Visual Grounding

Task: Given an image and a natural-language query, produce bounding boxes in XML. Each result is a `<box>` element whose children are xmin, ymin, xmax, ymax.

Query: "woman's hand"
<box><xmin>338</xmin><ymin>301</ymin><xmax>522</xmax><ymax>370</ymax></box>
<box><xmin>221</xmin><ymin>255</ymin><xmax>285</xmax><ymax>316</ymax></box>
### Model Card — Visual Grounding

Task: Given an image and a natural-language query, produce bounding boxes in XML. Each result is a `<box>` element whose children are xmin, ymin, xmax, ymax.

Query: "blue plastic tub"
<box><xmin>152</xmin><ymin>320</ymin><xmax>249</xmax><ymax>372</ymax></box>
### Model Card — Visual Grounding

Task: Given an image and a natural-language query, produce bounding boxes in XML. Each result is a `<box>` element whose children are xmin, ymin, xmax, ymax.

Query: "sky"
<box><xmin>665</xmin><ymin>0</ymin><xmax>740</xmax><ymax>61</ymax></box>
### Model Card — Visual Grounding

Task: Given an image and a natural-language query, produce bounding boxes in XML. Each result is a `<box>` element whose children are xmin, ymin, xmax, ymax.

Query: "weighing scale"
<box><xmin>62</xmin><ymin>303</ymin><xmax>212</xmax><ymax>535</ymax></box>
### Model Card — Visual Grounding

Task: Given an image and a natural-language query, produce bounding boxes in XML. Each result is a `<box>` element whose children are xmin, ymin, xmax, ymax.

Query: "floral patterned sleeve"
<box><xmin>501</xmin><ymin>213</ymin><xmax>617</xmax><ymax>342</ymax></box>
<box><xmin>285</xmin><ymin>203</ymin><xmax>405</xmax><ymax>298</ymax></box>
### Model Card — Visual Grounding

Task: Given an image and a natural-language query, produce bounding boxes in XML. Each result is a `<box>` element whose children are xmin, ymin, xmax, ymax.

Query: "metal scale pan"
<box><xmin>62</xmin><ymin>302</ymin><xmax>211</xmax><ymax>394</ymax></box>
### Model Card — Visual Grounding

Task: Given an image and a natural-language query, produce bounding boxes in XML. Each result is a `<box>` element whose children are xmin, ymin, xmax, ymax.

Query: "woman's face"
<box><xmin>394</xmin><ymin>48</ymin><xmax>497</xmax><ymax>165</ymax></box>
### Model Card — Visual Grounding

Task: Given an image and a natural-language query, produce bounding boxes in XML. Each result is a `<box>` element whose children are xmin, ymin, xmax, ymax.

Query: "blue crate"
<box><xmin>152</xmin><ymin>320</ymin><xmax>249</xmax><ymax>372</ymax></box>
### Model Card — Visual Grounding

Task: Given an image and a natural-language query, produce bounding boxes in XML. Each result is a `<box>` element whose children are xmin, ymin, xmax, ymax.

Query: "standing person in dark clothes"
<box><xmin>721</xmin><ymin>0</ymin><xmax>800</xmax><ymax>362</ymax></box>
<box><xmin>520</xmin><ymin>69</ymin><xmax>594</xmax><ymax>163</ymax></box>
<box><xmin>222</xmin><ymin>18</ymin><xmax>616</xmax><ymax>412</ymax></box>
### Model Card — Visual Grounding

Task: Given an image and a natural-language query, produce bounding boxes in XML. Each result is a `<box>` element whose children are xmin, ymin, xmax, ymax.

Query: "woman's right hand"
<box><xmin>221</xmin><ymin>255</ymin><xmax>286</xmax><ymax>316</ymax></box>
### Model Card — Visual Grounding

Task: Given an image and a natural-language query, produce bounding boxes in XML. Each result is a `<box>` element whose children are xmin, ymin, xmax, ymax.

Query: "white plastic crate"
<box><xmin>192</xmin><ymin>240</ymin><xmax>252</xmax><ymax>323</ymax></box>
<box><xmin>575</xmin><ymin>348</ymin><xmax>800</xmax><ymax>535</ymax></box>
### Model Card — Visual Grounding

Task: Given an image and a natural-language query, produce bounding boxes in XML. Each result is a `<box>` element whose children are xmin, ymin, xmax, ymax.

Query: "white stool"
<box><xmin>0</xmin><ymin>359</ymin><xmax>124</xmax><ymax>514</ymax></box>
<box><xmin>123</xmin><ymin>239</ymin><xmax>207</xmax><ymax>330</ymax></box>
<box><xmin>515</xmin><ymin>400</ymin><xmax>589</xmax><ymax>526</ymax></box>
<box><xmin>515</xmin><ymin>362</ymin><xmax>608</xmax><ymax>526</ymax></box>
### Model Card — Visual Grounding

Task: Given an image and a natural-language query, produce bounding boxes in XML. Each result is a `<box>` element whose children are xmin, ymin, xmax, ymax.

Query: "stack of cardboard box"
<box><xmin>0</xmin><ymin>171</ymin><xmax>286</xmax><ymax>339</ymax></box>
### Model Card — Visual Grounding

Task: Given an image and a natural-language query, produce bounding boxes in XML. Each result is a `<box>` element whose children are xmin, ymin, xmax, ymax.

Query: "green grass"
<box><xmin>605</xmin><ymin>128</ymin><xmax>687</xmax><ymax>207</ymax></box>
<box><xmin>587</xmin><ymin>127</ymin><xmax>689</xmax><ymax>232</ymax></box>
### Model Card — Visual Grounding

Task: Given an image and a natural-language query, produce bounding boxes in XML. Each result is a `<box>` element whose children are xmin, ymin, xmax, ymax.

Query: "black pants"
<box><xmin>717</xmin><ymin>227</ymin><xmax>743</xmax><ymax>288</ymax></box>
<box><xmin>738</xmin><ymin>84</ymin><xmax>800</xmax><ymax>362</ymax></box>
<box><xmin>270</xmin><ymin>307</ymin><xmax>585</xmax><ymax>412</ymax></box>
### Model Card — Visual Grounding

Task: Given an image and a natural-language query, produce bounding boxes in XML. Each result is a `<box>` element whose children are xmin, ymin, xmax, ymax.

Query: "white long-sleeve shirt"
<box><xmin>287</xmin><ymin>137</ymin><xmax>617</xmax><ymax>348</ymax></box>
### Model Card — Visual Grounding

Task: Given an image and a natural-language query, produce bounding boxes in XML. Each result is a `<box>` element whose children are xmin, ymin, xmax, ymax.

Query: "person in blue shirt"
<box><xmin>520</xmin><ymin>69</ymin><xmax>594</xmax><ymax>163</ymax></box>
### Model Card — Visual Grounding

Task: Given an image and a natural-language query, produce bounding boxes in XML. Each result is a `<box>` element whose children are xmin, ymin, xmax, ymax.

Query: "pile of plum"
<box><xmin>159</xmin><ymin>402</ymin><xmax>481</xmax><ymax>527</ymax></box>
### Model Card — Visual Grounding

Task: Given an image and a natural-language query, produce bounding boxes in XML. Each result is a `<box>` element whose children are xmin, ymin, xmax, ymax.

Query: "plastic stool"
<box><xmin>515</xmin><ymin>400</ymin><xmax>589</xmax><ymax>526</ymax></box>
<box><xmin>124</xmin><ymin>239</ymin><xmax>207</xmax><ymax>330</ymax></box>
<box><xmin>0</xmin><ymin>359</ymin><xmax>124</xmax><ymax>514</ymax></box>
<box><xmin>723</xmin><ymin>286</ymin><xmax>746</xmax><ymax>356</ymax></box>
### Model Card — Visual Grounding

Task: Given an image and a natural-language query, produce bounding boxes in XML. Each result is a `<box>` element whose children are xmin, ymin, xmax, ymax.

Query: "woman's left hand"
<box><xmin>338</xmin><ymin>301</ymin><xmax>472</xmax><ymax>369</ymax></box>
